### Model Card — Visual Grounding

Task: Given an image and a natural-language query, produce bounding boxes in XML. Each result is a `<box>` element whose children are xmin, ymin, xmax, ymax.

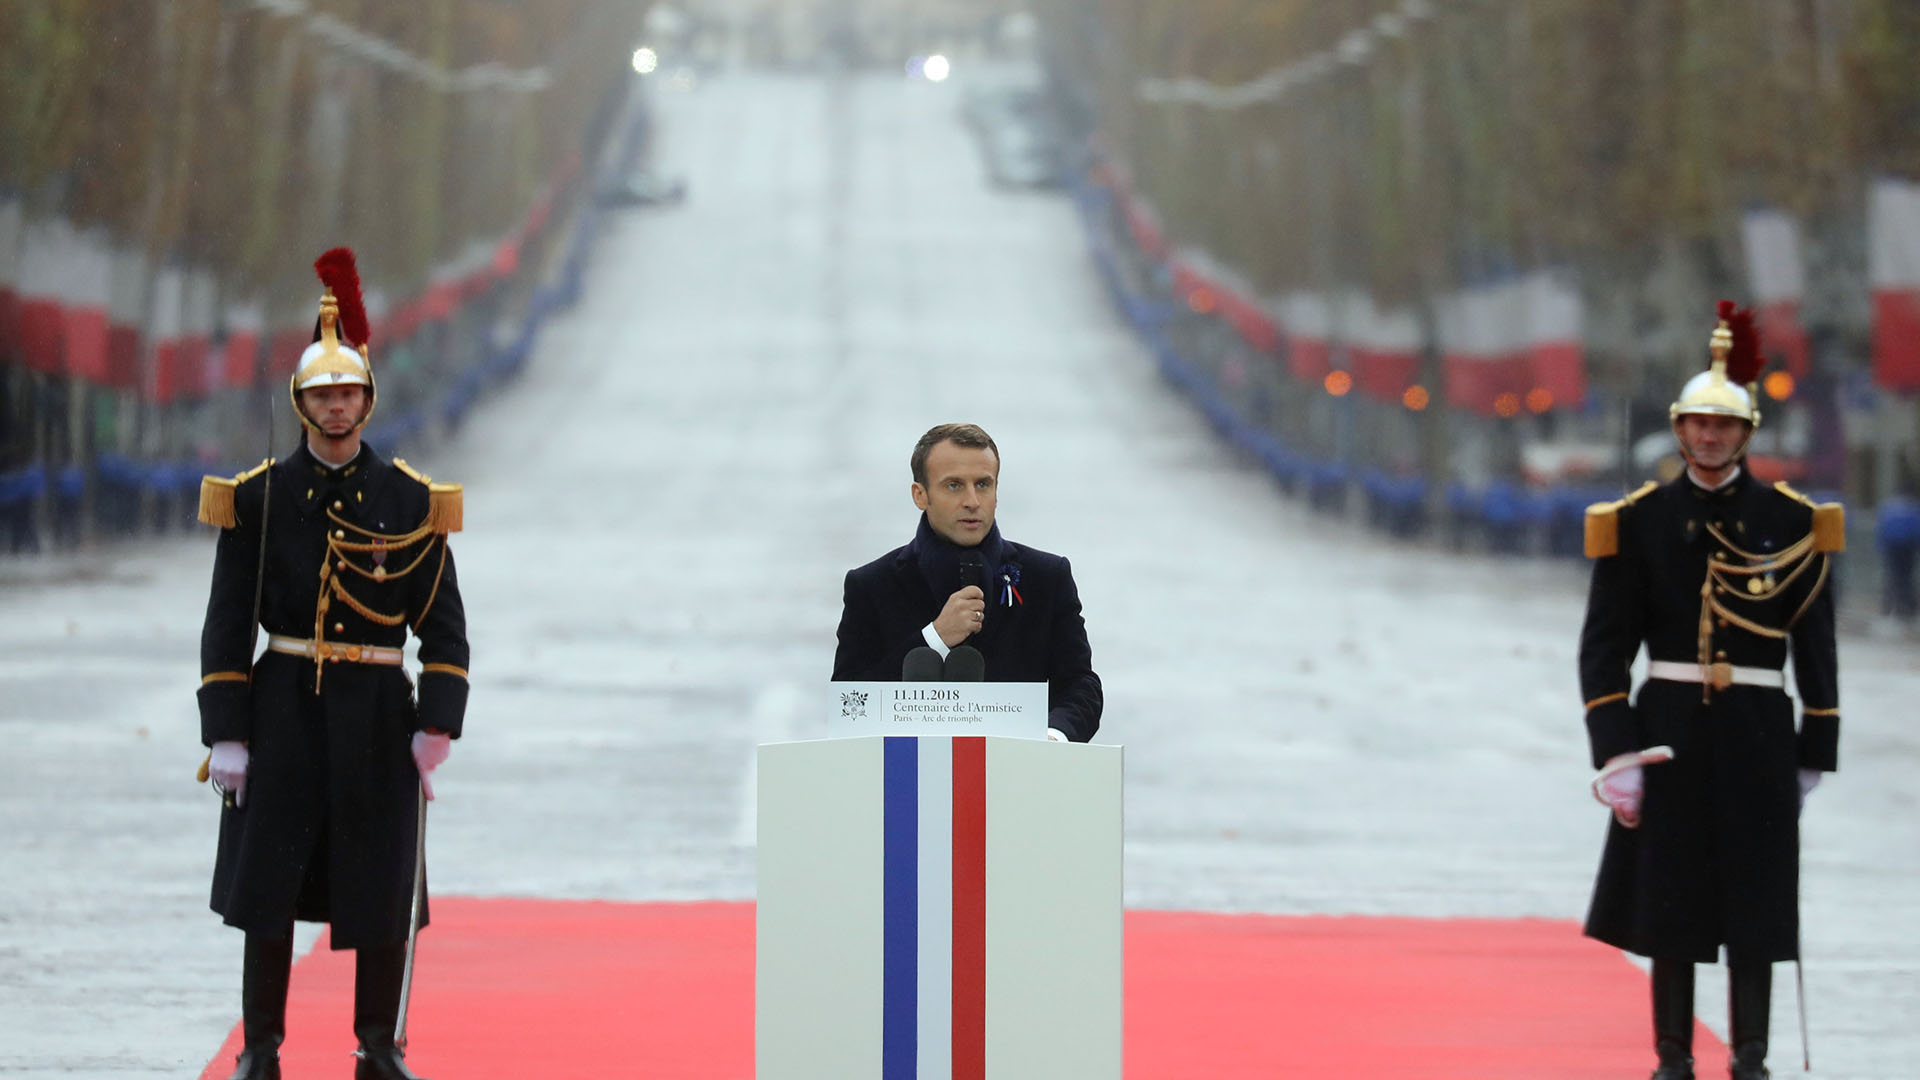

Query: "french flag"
<box><xmin>1169</xmin><ymin>248</ymin><xmax>1280</xmax><ymax>355</ymax></box>
<box><xmin>14</xmin><ymin>218</ymin><xmax>85</xmax><ymax>376</ymax></box>
<box><xmin>147</xmin><ymin>267</ymin><xmax>185</xmax><ymax>403</ymax></box>
<box><xmin>0</xmin><ymin>199</ymin><xmax>19</xmax><ymax>356</ymax></box>
<box><xmin>1277</xmin><ymin>291</ymin><xmax>1334</xmax><ymax>382</ymax></box>
<box><xmin>59</xmin><ymin>234</ymin><xmax>113</xmax><ymax>384</ymax></box>
<box><xmin>1742</xmin><ymin>208</ymin><xmax>1810</xmax><ymax>378</ymax></box>
<box><xmin>7</xmin><ymin>217</ymin><xmax>115</xmax><ymax>382</ymax></box>
<box><xmin>1339</xmin><ymin>290</ymin><xmax>1422</xmax><ymax>401</ymax></box>
<box><xmin>1439</xmin><ymin>273</ymin><xmax>1585</xmax><ymax>415</ymax></box>
<box><xmin>221</xmin><ymin>299</ymin><xmax>265</xmax><ymax>390</ymax></box>
<box><xmin>105</xmin><ymin>246</ymin><xmax>147</xmax><ymax>390</ymax></box>
<box><xmin>146</xmin><ymin>264</ymin><xmax>217</xmax><ymax>402</ymax></box>
<box><xmin>1870</xmin><ymin>178</ymin><xmax>1920</xmax><ymax>392</ymax></box>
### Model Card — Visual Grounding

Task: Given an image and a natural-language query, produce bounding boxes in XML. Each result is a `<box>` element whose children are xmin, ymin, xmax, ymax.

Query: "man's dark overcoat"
<box><xmin>832</xmin><ymin>518</ymin><xmax>1102</xmax><ymax>741</ymax></box>
<box><xmin>198</xmin><ymin>441</ymin><xmax>469</xmax><ymax>949</ymax></box>
<box><xmin>1579</xmin><ymin>469</ymin><xmax>1839</xmax><ymax>964</ymax></box>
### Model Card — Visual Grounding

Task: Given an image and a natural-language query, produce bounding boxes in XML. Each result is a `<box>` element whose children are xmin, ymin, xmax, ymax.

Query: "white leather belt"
<box><xmin>1647</xmin><ymin>659</ymin><xmax>1784</xmax><ymax>689</ymax></box>
<box><xmin>267</xmin><ymin>633</ymin><xmax>404</xmax><ymax>666</ymax></box>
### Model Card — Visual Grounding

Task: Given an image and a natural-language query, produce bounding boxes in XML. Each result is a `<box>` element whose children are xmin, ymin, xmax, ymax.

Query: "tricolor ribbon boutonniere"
<box><xmin>1000</xmin><ymin>562</ymin><xmax>1024</xmax><ymax>607</ymax></box>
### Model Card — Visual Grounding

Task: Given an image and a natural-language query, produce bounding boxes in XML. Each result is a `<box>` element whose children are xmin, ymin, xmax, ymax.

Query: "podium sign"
<box><xmin>826</xmin><ymin>681</ymin><xmax>1048</xmax><ymax>739</ymax></box>
<box><xmin>757</xmin><ymin>735</ymin><xmax>1123</xmax><ymax>1080</ymax></box>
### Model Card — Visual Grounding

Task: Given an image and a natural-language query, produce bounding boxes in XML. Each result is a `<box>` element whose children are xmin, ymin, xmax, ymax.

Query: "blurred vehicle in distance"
<box><xmin>597</xmin><ymin>169</ymin><xmax>688</xmax><ymax>208</ymax></box>
<box><xmin>959</xmin><ymin>82</ymin><xmax>1065</xmax><ymax>190</ymax></box>
<box><xmin>981</xmin><ymin>118</ymin><xmax>1062</xmax><ymax>188</ymax></box>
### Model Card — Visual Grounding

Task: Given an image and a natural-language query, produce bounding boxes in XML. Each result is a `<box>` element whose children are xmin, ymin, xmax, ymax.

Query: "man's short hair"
<box><xmin>911</xmin><ymin>423</ymin><xmax>999</xmax><ymax>485</ymax></box>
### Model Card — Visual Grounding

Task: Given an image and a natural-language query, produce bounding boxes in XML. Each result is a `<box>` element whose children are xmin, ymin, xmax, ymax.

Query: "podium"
<box><xmin>756</xmin><ymin>735</ymin><xmax>1123</xmax><ymax>1080</ymax></box>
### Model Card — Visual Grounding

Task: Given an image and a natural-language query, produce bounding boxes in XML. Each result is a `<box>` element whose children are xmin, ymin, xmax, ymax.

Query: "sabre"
<box><xmin>396</xmin><ymin>781</ymin><xmax>428</xmax><ymax>1049</ymax></box>
<box><xmin>1796</xmin><ymin>767</ymin><xmax>1814</xmax><ymax>1071</ymax></box>
<box><xmin>249</xmin><ymin>390</ymin><xmax>273</xmax><ymax>685</ymax></box>
<box><xmin>1796</xmin><ymin>957</ymin><xmax>1811</xmax><ymax>1071</ymax></box>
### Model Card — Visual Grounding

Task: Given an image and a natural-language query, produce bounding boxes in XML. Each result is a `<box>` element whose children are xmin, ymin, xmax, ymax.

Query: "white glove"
<box><xmin>210</xmin><ymin>741</ymin><xmax>249</xmax><ymax>808</ymax></box>
<box><xmin>411</xmin><ymin>731</ymin><xmax>452</xmax><ymax>801</ymax></box>
<box><xmin>1798</xmin><ymin>768</ymin><xmax>1822</xmax><ymax>801</ymax></box>
<box><xmin>1046</xmin><ymin>728</ymin><xmax>1068</xmax><ymax>743</ymax></box>
<box><xmin>1591</xmin><ymin>745</ymin><xmax>1674</xmax><ymax>829</ymax></box>
<box><xmin>1595</xmin><ymin>758</ymin><xmax>1644</xmax><ymax>828</ymax></box>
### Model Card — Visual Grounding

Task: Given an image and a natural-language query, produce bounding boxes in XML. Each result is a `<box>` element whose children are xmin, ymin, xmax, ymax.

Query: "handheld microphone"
<box><xmin>943</xmin><ymin>644</ymin><xmax>986</xmax><ymax>682</ymax></box>
<box><xmin>902</xmin><ymin>646</ymin><xmax>944</xmax><ymax>681</ymax></box>
<box><xmin>958</xmin><ymin>550</ymin><xmax>985</xmax><ymax>593</ymax></box>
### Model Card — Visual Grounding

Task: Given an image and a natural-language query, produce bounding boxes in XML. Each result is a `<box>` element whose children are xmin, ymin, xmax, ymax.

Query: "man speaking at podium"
<box><xmin>832</xmin><ymin>423</ymin><xmax>1102</xmax><ymax>742</ymax></box>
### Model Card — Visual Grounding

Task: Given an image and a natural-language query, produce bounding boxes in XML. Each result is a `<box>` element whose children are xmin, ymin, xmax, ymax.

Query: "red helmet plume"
<box><xmin>313</xmin><ymin>247</ymin><xmax>370</xmax><ymax>349</ymax></box>
<box><xmin>1716</xmin><ymin>299</ymin><xmax>1762</xmax><ymax>385</ymax></box>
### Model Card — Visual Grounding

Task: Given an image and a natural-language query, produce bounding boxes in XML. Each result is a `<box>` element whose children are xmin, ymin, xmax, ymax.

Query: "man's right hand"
<box><xmin>934</xmin><ymin>586</ymin><xmax>987</xmax><ymax>647</ymax></box>
<box><xmin>209</xmin><ymin>740</ymin><xmax>249</xmax><ymax>808</ymax></box>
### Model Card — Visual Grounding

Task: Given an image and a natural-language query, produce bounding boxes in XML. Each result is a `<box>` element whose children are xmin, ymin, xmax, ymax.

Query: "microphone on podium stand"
<box><xmin>943</xmin><ymin>645</ymin><xmax>985</xmax><ymax>682</ymax></box>
<box><xmin>902</xmin><ymin>646</ymin><xmax>944</xmax><ymax>681</ymax></box>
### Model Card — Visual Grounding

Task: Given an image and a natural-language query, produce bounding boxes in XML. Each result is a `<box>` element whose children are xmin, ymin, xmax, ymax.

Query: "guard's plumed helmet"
<box><xmin>290</xmin><ymin>247</ymin><xmax>377</xmax><ymax>433</ymax></box>
<box><xmin>1670</xmin><ymin>299</ymin><xmax>1763</xmax><ymax>430</ymax></box>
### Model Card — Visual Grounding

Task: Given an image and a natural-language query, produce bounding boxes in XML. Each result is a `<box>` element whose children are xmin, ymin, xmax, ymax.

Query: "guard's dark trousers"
<box><xmin>354</xmin><ymin>941</ymin><xmax>430</xmax><ymax>1080</ymax></box>
<box><xmin>1647</xmin><ymin>959</ymin><xmax>1772</xmax><ymax>1080</ymax></box>
<box><xmin>224</xmin><ymin>934</ymin><xmax>291</xmax><ymax>1080</ymax></box>
<box><xmin>1650</xmin><ymin>958</ymin><xmax>1695</xmax><ymax>1080</ymax></box>
<box><xmin>1728</xmin><ymin>964</ymin><xmax>1772</xmax><ymax>1080</ymax></box>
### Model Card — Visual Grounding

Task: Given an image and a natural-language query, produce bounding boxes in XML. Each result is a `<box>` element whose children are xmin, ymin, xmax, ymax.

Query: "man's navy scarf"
<box><xmin>910</xmin><ymin>514</ymin><xmax>1009</xmax><ymax>606</ymax></box>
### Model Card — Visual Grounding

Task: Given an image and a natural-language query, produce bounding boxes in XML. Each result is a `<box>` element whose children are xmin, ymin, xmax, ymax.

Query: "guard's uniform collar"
<box><xmin>1685</xmin><ymin>465</ymin><xmax>1746</xmax><ymax>499</ymax></box>
<box><xmin>302</xmin><ymin>442</ymin><xmax>364</xmax><ymax>481</ymax></box>
<box><xmin>286</xmin><ymin>442</ymin><xmax>391</xmax><ymax>517</ymax></box>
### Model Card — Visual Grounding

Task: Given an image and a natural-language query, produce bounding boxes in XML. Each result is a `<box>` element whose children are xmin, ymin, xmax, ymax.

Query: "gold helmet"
<box><xmin>290</xmin><ymin>247</ymin><xmax>377</xmax><ymax>434</ymax></box>
<box><xmin>1670</xmin><ymin>300</ymin><xmax>1762</xmax><ymax>455</ymax></box>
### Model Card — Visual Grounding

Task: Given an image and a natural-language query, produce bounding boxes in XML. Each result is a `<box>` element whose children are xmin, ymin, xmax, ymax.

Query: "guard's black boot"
<box><xmin>225</xmin><ymin>934</ymin><xmax>292</xmax><ymax>1080</ymax></box>
<box><xmin>352</xmin><ymin>942</ymin><xmax>430</xmax><ymax>1080</ymax></box>
<box><xmin>1650</xmin><ymin>957</ymin><xmax>1696</xmax><ymax>1080</ymax></box>
<box><xmin>1727</xmin><ymin>963</ymin><xmax>1772</xmax><ymax>1080</ymax></box>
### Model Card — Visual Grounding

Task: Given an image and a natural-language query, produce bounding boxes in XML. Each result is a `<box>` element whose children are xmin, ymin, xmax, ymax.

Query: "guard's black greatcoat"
<box><xmin>1579</xmin><ymin>469</ymin><xmax>1838</xmax><ymax>964</ymax></box>
<box><xmin>198</xmin><ymin>442</ymin><xmax>468</xmax><ymax>950</ymax></box>
<box><xmin>832</xmin><ymin>519</ymin><xmax>1102</xmax><ymax>741</ymax></box>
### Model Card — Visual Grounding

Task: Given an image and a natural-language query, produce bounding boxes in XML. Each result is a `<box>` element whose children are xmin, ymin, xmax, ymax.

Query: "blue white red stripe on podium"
<box><xmin>883</xmin><ymin>736</ymin><xmax>987</xmax><ymax>1080</ymax></box>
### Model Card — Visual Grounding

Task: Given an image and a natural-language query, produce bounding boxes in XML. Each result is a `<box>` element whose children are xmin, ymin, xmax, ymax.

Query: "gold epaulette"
<box><xmin>1584</xmin><ymin>481</ymin><xmax>1658</xmax><ymax>558</ymax></box>
<box><xmin>197</xmin><ymin>459</ymin><xmax>273</xmax><ymax>529</ymax></box>
<box><xmin>394</xmin><ymin>458</ymin><xmax>464</xmax><ymax>534</ymax></box>
<box><xmin>1774</xmin><ymin>481</ymin><xmax>1845</xmax><ymax>552</ymax></box>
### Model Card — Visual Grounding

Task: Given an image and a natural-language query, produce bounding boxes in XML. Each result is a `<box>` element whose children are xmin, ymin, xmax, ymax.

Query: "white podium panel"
<box><xmin>756</xmin><ymin>735</ymin><xmax>1122</xmax><ymax>1080</ymax></box>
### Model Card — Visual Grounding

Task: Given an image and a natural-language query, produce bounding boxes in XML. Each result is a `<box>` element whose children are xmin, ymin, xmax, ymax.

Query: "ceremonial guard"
<box><xmin>196</xmin><ymin>249</ymin><xmax>469</xmax><ymax>1080</ymax></box>
<box><xmin>1580</xmin><ymin>303</ymin><xmax>1841</xmax><ymax>1080</ymax></box>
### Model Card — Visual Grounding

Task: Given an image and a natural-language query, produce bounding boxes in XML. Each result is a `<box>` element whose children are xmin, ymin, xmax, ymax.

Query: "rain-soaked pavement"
<box><xmin>3</xmin><ymin>71</ymin><xmax>1918</xmax><ymax>1079</ymax></box>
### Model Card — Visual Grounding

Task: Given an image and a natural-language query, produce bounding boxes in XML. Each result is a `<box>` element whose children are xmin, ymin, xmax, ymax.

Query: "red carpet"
<box><xmin>199</xmin><ymin>900</ymin><xmax>1725</xmax><ymax>1079</ymax></box>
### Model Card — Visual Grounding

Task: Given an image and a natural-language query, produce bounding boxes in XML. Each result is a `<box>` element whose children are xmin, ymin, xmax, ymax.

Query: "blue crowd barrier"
<box><xmin>1360</xmin><ymin>468</ymin><xmax>1427</xmax><ymax>536</ymax></box>
<box><xmin>57</xmin><ymin>465</ymin><xmax>85</xmax><ymax>501</ymax></box>
<box><xmin>1543</xmin><ymin>486</ymin><xmax>1613</xmax><ymax>557</ymax></box>
<box><xmin>1306</xmin><ymin>462</ymin><xmax>1349</xmax><ymax>512</ymax></box>
<box><xmin>0</xmin><ymin>465</ymin><xmax>47</xmax><ymax>507</ymax></box>
<box><xmin>1</xmin><ymin>465</ymin><xmax>45</xmax><ymax>553</ymax></box>
<box><xmin>1879</xmin><ymin>496</ymin><xmax>1920</xmax><ymax>618</ymax></box>
<box><xmin>1480</xmin><ymin>481</ymin><xmax>1551</xmax><ymax>552</ymax></box>
<box><xmin>1878</xmin><ymin>499</ymin><xmax>1920</xmax><ymax>549</ymax></box>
